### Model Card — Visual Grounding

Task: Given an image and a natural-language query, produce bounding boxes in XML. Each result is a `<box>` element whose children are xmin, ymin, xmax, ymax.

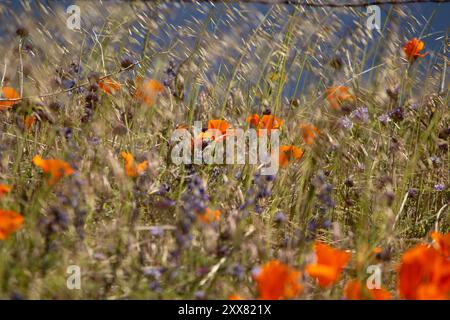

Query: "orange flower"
<box><xmin>134</xmin><ymin>77</ymin><xmax>164</xmax><ymax>106</ymax></box>
<box><xmin>0</xmin><ymin>87</ymin><xmax>20</xmax><ymax>109</ymax></box>
<box><xmin>403</xmin><ymin>38</ymin><xmax>428</xmax><ymax>61</ymax></box>
<box><xmin>247</xmin><ymin>114</ymin><xmax>282</xmax><ymax>136</ymax></box>
<box><xmin>23</xmin><ymin>115</ymin><xmax>36</xmax><ymax>130</ymax></box>
<box><xmin>398</xmin><ymin>244</ymin><xmax>450</xmax><ymax>300</ymax></box>
<box><xmin>208</xmin><ymin>119</ymin><xmax>230</xmax><ymax>136</ymax></box>
<box><xmin>33</xmin><ymin>155</ymin><xmax>75</xmax><ymax>185</ymax></box>
<box><xmin>120</xmin><ymin>151</ymin><xmax>148</xmax><ymax>177</ymax></box>
<box><xmin>326</xmin><ymin>86</ymin><xmax>354</xmax><ymax>110</ymax></box>
<box><xmin>431</xmin><ymin>231</ymin><xmax>450</xmax><ymax>258</ymax></box>
<box><xmin>254</xmin><ymin>260</ymin><xmax>303</xmax><ymax>300</ymax></box>
<box><xmin>344</xmin><ymin>279</ymin><xmax>391</xmax><ymax>300</ymax></box>
<box><xmin>306</xmin><ymin>242</ymin><xmax>351</xmax><ymax>287</ymax></box>
<box><xmin>228</xmin><ymin>295</ymin><xmax>243</xmax><ymax>300</ymax></box>
<box><xmin>197</xmin><ymin>208</ymin><xmax>221</xmax><ymax>223</ymax></box>
<box><xmin>0</xmin><ymin>184</ymin><xmax>12</xmax><ymax>197</ymax></box>
<box><xmin>278</xmin><ymin>145</ymin><xmax>303</xmax><ymax>168</ymax></box>
<box><xmin>299</xmin><ymin>123</ymin><xmax>320</xmax><ymax>145</ymax></box>
<box><xmin>98</xmin><ymin>78</ymin><xmax>121</xmax><ymax>95</ymax></box>
<box><xmin>0</xmin><ymin>209</ymin><xmax>24</xmax><ymax>240</ymax></box>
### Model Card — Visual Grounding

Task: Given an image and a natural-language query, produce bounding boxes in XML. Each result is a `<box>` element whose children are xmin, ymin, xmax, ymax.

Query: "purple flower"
<box><xmin>351</xmin><ymin>106</ymin><xmax>369</xmax><ymax>123</ymax></box>
<box><xmin>339</xmin><ymin>116</ymin><xmax>353</xmax><ymax>130</ymax></box>
<box><xmin>434</xmin><ymin>184</ymin><xmax>446</xmax><ymax>192</ymax></box>
<box><xmin>378</xmin><ymin>113</ymin><xmax>391</xmax><ymax>124</ymax></box>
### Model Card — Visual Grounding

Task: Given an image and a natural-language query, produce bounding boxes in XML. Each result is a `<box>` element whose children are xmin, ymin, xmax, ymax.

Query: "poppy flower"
<box><xmin>398</xmin><ymin>244</ymin><xmax>450</xmax><ymax>300</ymax></box>
<box><xmin>228</xmin><ymin>295</ymin><xmax>244</xmax><ymax>300</ymax></box>
<box><xmin>0</xmin><ymin>209</ymin><xmax>24</xmax><ymax>240</ymax></box>
<box><xmin>0</xmin><ymin>184</ymin><xmax>12</xmax><ymax>197</ymax></box>
<box><xmin>98</xmin><ymin>78</ymin><xmax>121</xmax><ymax>95</ymax></box>
<box><xmin>208</xmin><ymin>119</ymin><xmax>230</xmax><ymax>139</ymax></box>
<box><xmin>326</xmin><ymin>86</ymin><xmax>355</xmax><ymax>110</ymax></box>
<box><xmin>299</xmin><ymin>123</ymin><xmax>320</xmax><ymax>145</ymax></box>
<box><xmin>23</xmin><ymin>115</ymin><xmax>36</xmax><ymax>130</ymax></box>
<box><xmin>247</xmin><ymin>114</ymin><xmax>282</xmax><ymax>136</ymax></box>
<box><xmin>278</xmin><ymin>145</ymin><xmax>303</xmax><ymax>168</ymax></box>
<box><xmin>32</xmin><ymin>155</ymin><xmax>75</xmax><ymax>185</ymax></box>
<box><xmin>0</xmin><ymin>87</ymin><xmax>20</xmax><ymax>109</ymax></box>
<box><xmin>403</xmin><ymin>38</ymin><xmax>428</xmax><ymax>61</ymax></box>
<box><xmin>254</xmin><ymin>260</ymin><xmax>303</xmax><ymax>300</ymax></box>
<box><xmin>197</xmin><ymin>208</ymin><xmax>221</xmax><ymax>223</ymax></box>
<box><xmin>306</xmin><ymin>242</ymin><xmax>351</xmax><ymax>287</ymax></box>
<box><xmin>344</xmin><ymin>279</ymin><xmax>391</xmax><ymax>300</ymax></box>
<box><xmin>431</xmin><ymin>231</ymin><xmax>450</xmax><ymax>258</ymax></box>
<box><xmin>134</xmin><ymin>77</ymin><xmax>164</xmax><ymax>106</ymax></box>
<box><xmin>120</xmin><ymin>151</ymin><xmax>148</xmax><ymax>177</ymax></box>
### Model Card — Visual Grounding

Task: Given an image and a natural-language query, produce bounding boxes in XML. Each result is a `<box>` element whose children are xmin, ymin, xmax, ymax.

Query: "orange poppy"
<box><xmin>33</xmin><ymin>155</ymin><xmax>75</xmax><ymax>185</ymax></box>
<box><xmin>134</xmin><ymin>77</ymin><xmax>164</xmax><ymax>106</ymax></box>
<box><xmin>431</xmin><ymin>231</ymin><xmax>450</xmax><ymax>258</ymax></box>
<box><xmin>278</xmin><ymin>145</ymin><xmax>303</xmax><ymax>168</ymax></box>
<box><xmin>197</xmin><ymin>208</ymin><xmax>221</xmax><ymax>223</ymax></box>
<box><xmin>254</xmin><ymin>260</ymin><xmax>303</xmax><ymax>300</ymax></box>
<box><xmin>403</xmin><ymin>38</ymin><xmax>428</xmax><ymax>61</ymax></box>
<box><xmin>306</xmin><ymin>242</ymin><xmax>351</xmax><ymax>287</ymax></box>
<box><xmin>0</xmin><ymin>87</ymin><xmax>21</xmax><ymax>109</ymax></box>
<box><xmin>120</xmin><ymin>151</ymin><xmax>148</xmax><ymax>177</ymax></box>
<box><xmin>208</xmin><ymin>119</ymin><xmax>230</xmax><ymax>136</ymax></box>
<box><xmin>299</xmin><ymin>123</ymin><xmax>320</xmax><ymax>145</ymax></box>
<box><xmin>344</xmin><ymin>279</ymin><xmax>391</xmax><ymax>300</ymax></box>
<box><xmin>0</xmin><ymin>184</ymin><xmax>12</xmax><ymax>197</ymax></box>
<box><xmin>0</xmin><ymin>209</ymin><xmax>24</xmax><ymax>240</ymax></box>
<box><xmin>98</xmin><ymin>78</ymin><xmax>121</xmax><ymax>95</ymax></box>
<box><xmin>326</xmin><ymin>86</ymin><xmax>355</xmax><ymax>110</ymax></box>
<box><xmin>398</xmin><ymin>244</ymin><xmax>450</xmax><ymax>300</ymax></box>
<box><xmin>228</xmin><ymin>295</ymin><xmax>244</xmax><ymax>300</ymax></box>
<box><xmin>23</xmin><ymin>115</ymin><xmax>36</xmax><ymax>130</ymax></box>
<box><xmin>247</xmin><ymin>114</ymin><xmax>282</xmax><ymax>136</ymax></box>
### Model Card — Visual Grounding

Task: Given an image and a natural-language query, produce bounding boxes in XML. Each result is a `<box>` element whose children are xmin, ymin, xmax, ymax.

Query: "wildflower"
<box><xmin>299</xmin><ymin>123</ymin><xmax>320</xmax><ymax>145</ymax></box>
<box><xmin>254</xmin><ymin>260</ymin><xmax>303</xmax><ymax>300</ymax></box>
<box><xmin>197</xmin><ymin>208</ymin><xmax>221</xmax><ymax>223</ymax></box>
<box><xmin>134</xmin><ymin>77</ymin><xmax>164</xmax><ymax>106</ymax></box>
<box><xmin>326</xmin><ymin>86</ymin><xmax>355</xmax><ymax>110</ymax></box>
<box><xmin>431</xmin><ymin>231</ymin><xmax>450</xmax><ymax>258</ymax></box>
<box><xmin>247</xmin><ymin>114</ymin><xmax>282</xmax><ymax>136</ymax></box>
<box><xmin>403</xmin><ymin>38</ymin><xmax>428</xmax><ymax>61</ymax></box>
<box><xmin>339</xmin><ymin>116</ymin><xmax>353</xmax><ymax>130</ymax></box>
<box><xmin>344</xmin><ymin>279</ymin><xmax>391</xmax><ymax>300</ymax></box>
<box><xmin>433</xmin><ymin>184</ymin><xmax>446</xmax><ymax>192</ymax></box>
<box><xmin>388</xmin><ymin>107</ymin><xmax>404</xmax><ymax>122</ymax></box>
<box><xmin>239</xmin><ymin>171</ymin><xmax>275</xmax><ymax>215</ymax></box>
<box><xmin>350</xmin><ymin>106</ymin><xmax>369</xmax><ymax>123</ymax></box>
<box><xmin>0</xmin><ymin>184</ymin><xmax>12</xmax><ymax>197</ymax></box>
<box><xmin>33</xmin><ymin>155</ymin><xmax>75</xmax><ymax>185</ymax></box>
<box><xmin>306</xmin><ymin>242</ymin><xmax>351</xmax><ymax>287</ymax></box>
<box><xmin>398</xmin><ymin>244</ymin><xmax>450</xmax><ymax>300</ymax></box>
<box><xmin>120</xmin><ymin>151</ymin><xmax>148</xmax><ymax>177</ymax></box>
<box><xmin>378</xmin><ymin>114</ymin><xmax>391</xmax><ymax>126</ymax></box>
<box><xmin>208</xmin><ymin>119</ymin><xmax>230</xmax><ymax>137</ymax></box>
<box><xmin>98</xmin><ymin>78</ymin><xmax>121</xmax><ymax>95</ymax></box>
<box><xmin>274</xmin><ymin>211</ymin><xmax>287</xmax><ymax>224</ymax></box>
<box><xmin>228</xmin><ymin>295</ymin><xmax>244</xmax><ymax>300</ymax></box>
<box><xmin>0</xmin><ymin>210</ymin><xmax>24</xmax><ymax>240</ymax></box>
<box><xmin>22</xmin><ymin>115</ymin><xmax>36</xmax><ymax>130</ymax></box>
<box><xmin>0</xmin><ymin>87</ymin><xmax>20</xmax><ymax>109</ymax></box>
<box><xmin>278</xmin><ymin>145</ymin><xmax>303</xmax><ymax>168</ymax></box>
